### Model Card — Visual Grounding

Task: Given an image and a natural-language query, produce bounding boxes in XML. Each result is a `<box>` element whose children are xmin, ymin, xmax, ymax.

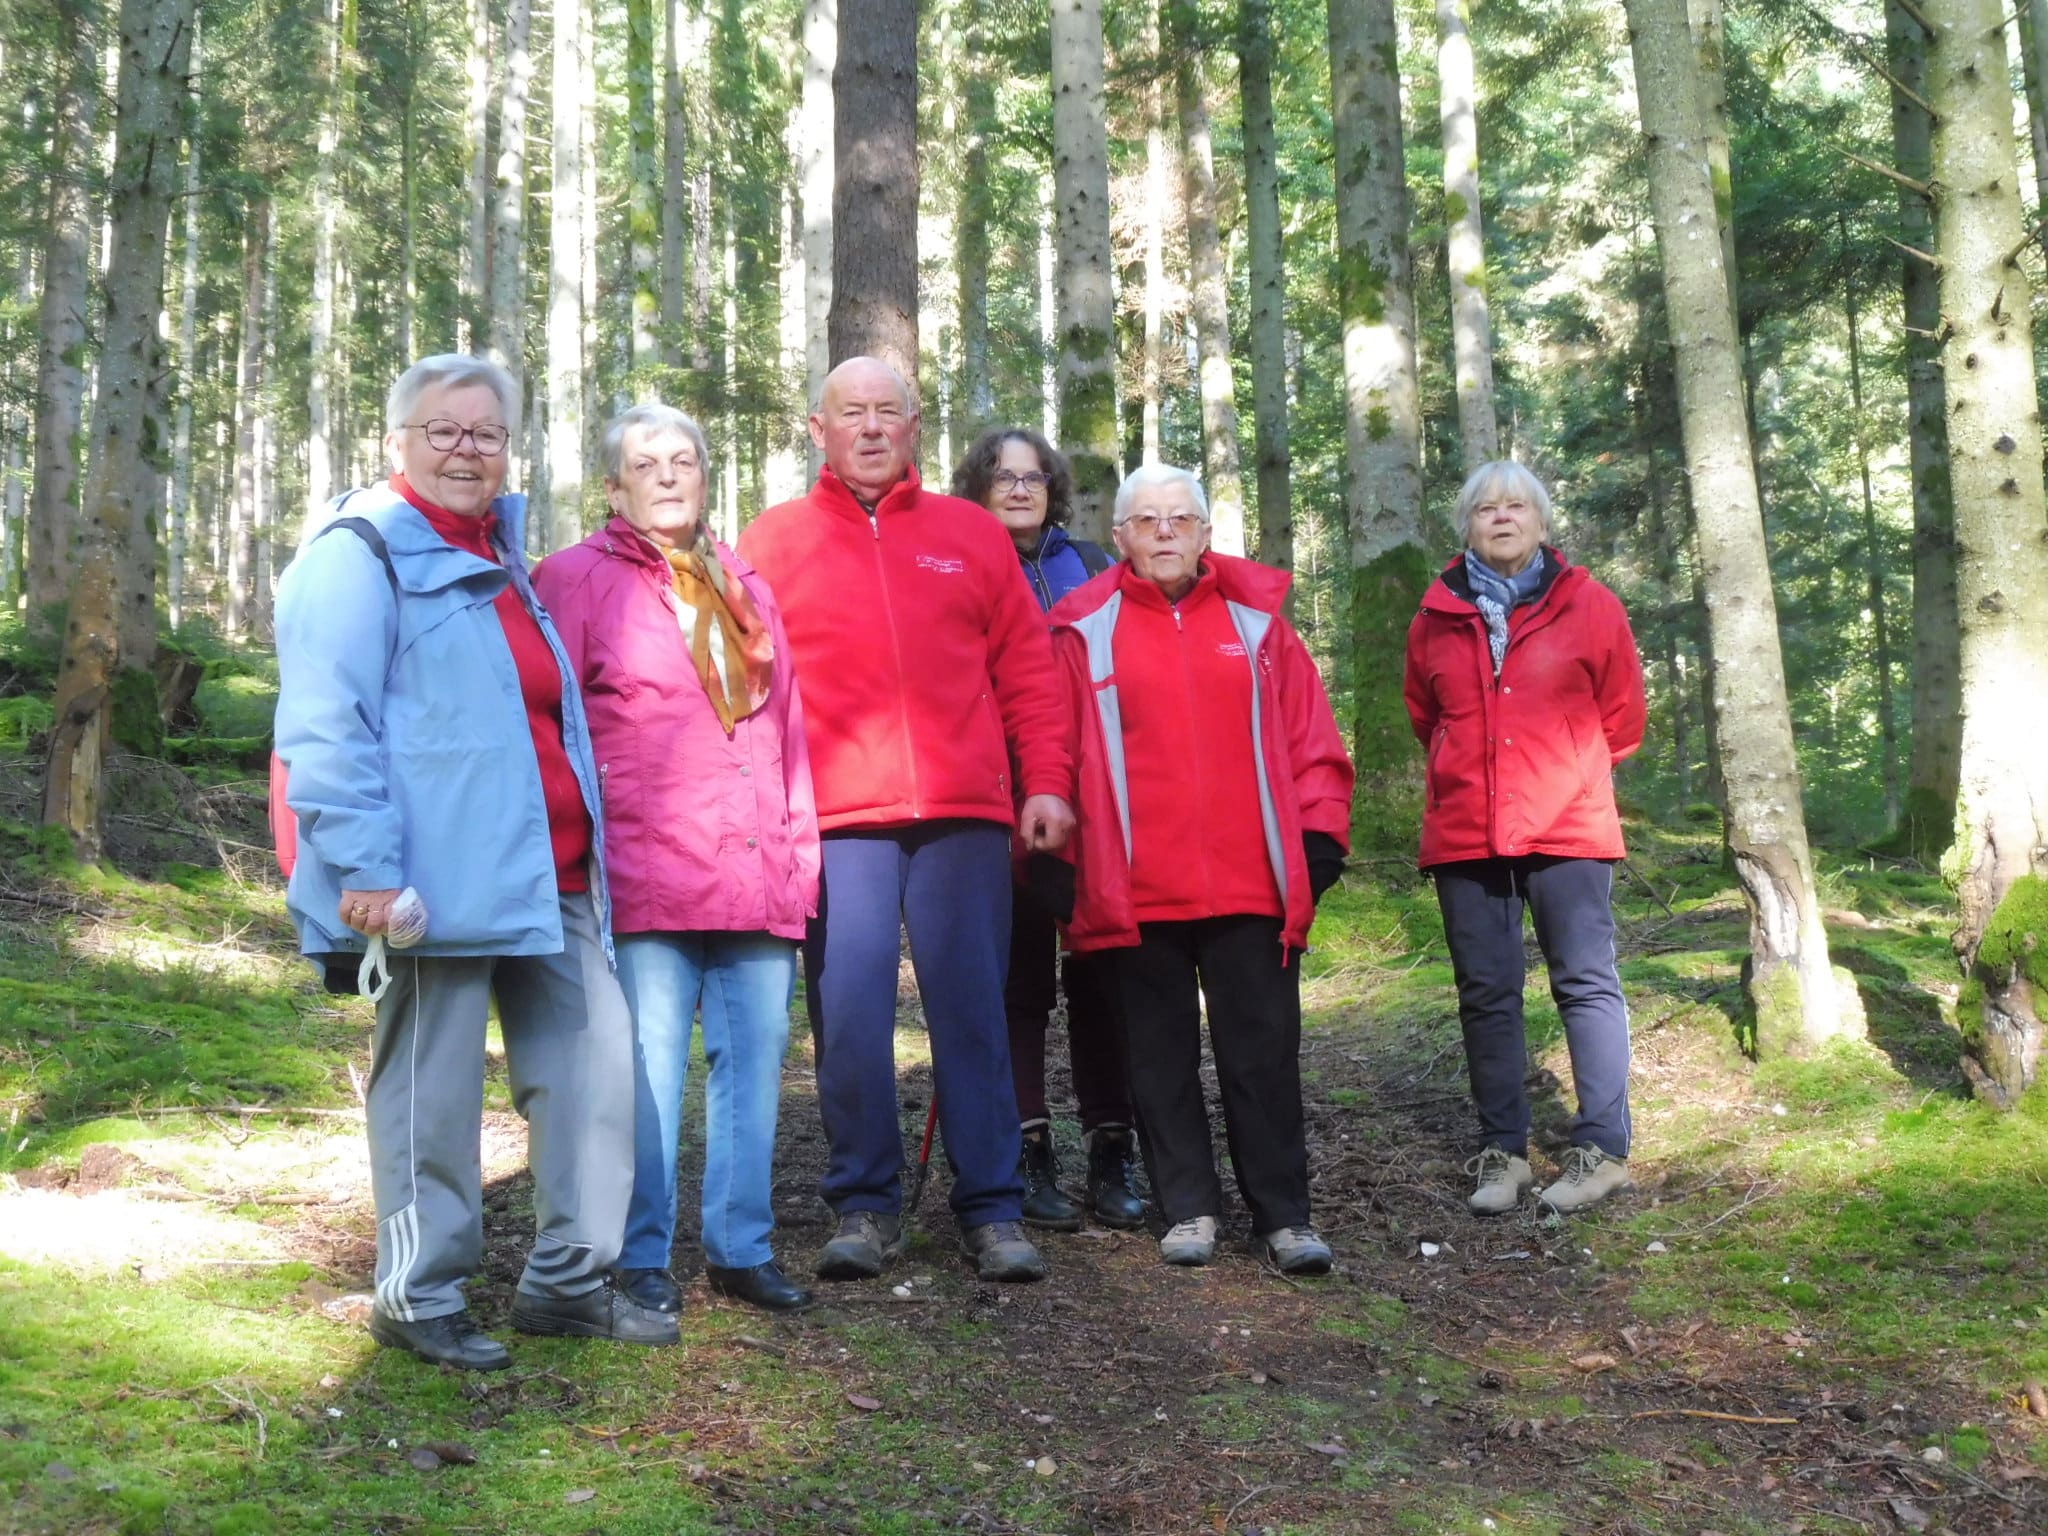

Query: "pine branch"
<box><xmin>1884</xmin><ymin>235</ymin><xmax>1942</xmax><ymax>269</ymax></box>
<box><xmin>1841</xmin><ymin>148</ymin><xmax>1934</xmax><ymax>201</ymax></box>
<box><xmin>1892</xmin><ymin>0</ymin><xmax>1934</xmax><ymax>37</ymax></box>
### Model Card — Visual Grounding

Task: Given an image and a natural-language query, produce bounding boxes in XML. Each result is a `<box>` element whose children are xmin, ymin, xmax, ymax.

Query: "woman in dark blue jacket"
<box><xmin>952</xmin><ymin>428</ymin><xmax>1141</xmax><ymax>1232</ymax></box>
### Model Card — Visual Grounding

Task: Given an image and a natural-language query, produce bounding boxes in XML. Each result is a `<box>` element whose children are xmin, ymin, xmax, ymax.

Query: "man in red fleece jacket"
<box><xmin>737</xmin><ymin>358</ymin><xmax>1075</xmax><ymax>1284</ymax></box>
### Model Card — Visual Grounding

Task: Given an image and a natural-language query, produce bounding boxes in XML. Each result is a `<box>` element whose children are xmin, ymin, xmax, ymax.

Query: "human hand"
<box><xmin>1018</xmin><ymin>794</ymin><xmax>1076</xmax><ymax>852</ymax></box>
<box><xmin>339</xmin><ymin>888</ymin><xmax>402</xmax><ymax>936</ymax></box>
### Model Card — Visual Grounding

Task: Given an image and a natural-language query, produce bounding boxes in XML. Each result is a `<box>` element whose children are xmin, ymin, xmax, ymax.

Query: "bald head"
<box><xmin>811</xmin><ymin>357</ymin><xmax>920</xmax><ymax>504</ymax></box>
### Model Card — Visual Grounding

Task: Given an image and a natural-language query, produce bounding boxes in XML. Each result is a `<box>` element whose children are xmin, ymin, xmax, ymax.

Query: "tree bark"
<box><xmin>1686</xmin><ymin>0</ymin><xmax>1741</xmax><ymax>349</ymax></box>
<box><xmin>227</xmin><ymin>198</ymin><xmax>266</xmax><ymax>642</ymax></box>
<box><xmin>460</xmin><ymin>0</ymin><xmax>491</xmax><ymax>352</ymax></box>
<box><xmin>1841</xmin><ymin>214</ymin><xmax>1900</xmax><ymax>832</ymax></box>
<box><xmin>662</xmin><ymin>0</ymin><xmax>690</xmax><ymax>370</ymax></box>
<box><xmin>1329</xmin><ymin>0</ymin><xmax>1428</xmax><ymax>835</ymax></box>
<box><xmin>550</xmin><ymin>0</ymin><xmax>587</xmax><ymax>550</ymax></box>
<box><xmin>1927</xmin><ymin>0</ymin><xmax>2048</xmax><ymax>1108</ymax></box>
<box><xmin>1140</xmin><ymin>0</ymin><xmax>1167</xmax><ymax>466</ymax></box>
<box><xmin>956</xmin><ymin>0</ymin><xmax>993</xmax><ymax>437</ymax></box>
<box><xmin>1167</xmin><ymin>3</ymin><xmax>1244</xmax><ymax>555</ymax></box>
<box><xmin>168</xmin><ymin>17</ymin><xmax>200</xmax><ymax>634</ymax></box>
<box><xmin>627</xmin><ymin>0</ymin><xmax>660</xmax><ymax>367</ymax></box>
<box><xmin>1239</xmin><ymin>0</ymin><xmax>1290</xmax><ymax>573</ymax></box>
<box><xmin>308</xmin><ymin>0</ymin><xmax>355</xmax><ymax>517</ymax></box>
<box><xmin>1437</xmin><ymin>0</ymin><xmax>1498</xmax><ymax>468</ymax></box>
<box><xmin>2017</xmin><ymin>1</ymin><xmax>2048</xmax><ymax>265</ymax></box>
<box><xmin>398</xmin><ymin>2</ymin><xmax>417</xmax><ymax>363</ymax></box>
<box><xmin>1626</xmin><ymin>0</ymin><xmax>1845</xmax><ymax>1049</ymax></box>
<box><xmin>803</xmin><ymin>0</ymin><xmax>837</xmax><ymax>468</ymax></box>
<box><xmin>489</xmin><ymin>0</ymin><xmax>533</xmax><ymax>397</ymax></box>
<box><xmin>1885</xmin><ymin>3</ymin><xmax>1961</xmax><ymax>861</ymax></box>
<box><xmin>46</xmin><ymin>0</ymin><xmax>194</xmax><ymax>859</ymax></box>
<box><xmin>829</xmin><ymin>0</ymin><xmax>918</xmax><ymax>386</ymax></box>
<box><xmin>29</xmin><ymin>0</ymin><xmax>101</xmax><ymax>619</ymax></box>
<box><xmin>1050</xmin><ymin>0</ymin><xmax>1119</xmax><ymax>541</ymax></box>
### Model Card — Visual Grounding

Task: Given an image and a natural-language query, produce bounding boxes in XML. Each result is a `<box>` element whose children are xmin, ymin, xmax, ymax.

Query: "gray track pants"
<box><xmin>367</xmin><ymin>891</ymin><xmax>634</xmax><ymax>1321</ymax></box>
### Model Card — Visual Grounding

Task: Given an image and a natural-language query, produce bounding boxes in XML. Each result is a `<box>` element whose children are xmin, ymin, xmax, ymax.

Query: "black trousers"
<box><xmin>1115</xmin><ymin>915</ymin><xmax>1309</xmax><ymax>1233</ymax></box>
<box><xmin>1432</xmin><ymin>855</ymin><xmax>1632</xmax><ymax>1160</ymax></box>
<box><xmin>1005</xmin><ymin>895</ymin><xmax>1132</xmax><ymax>1131</ymax></box>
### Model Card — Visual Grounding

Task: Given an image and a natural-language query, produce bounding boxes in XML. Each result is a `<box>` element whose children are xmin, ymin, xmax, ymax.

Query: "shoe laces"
<box><xmin>1555</xmin><ymin>1145</ymin><xmax>1605</xmax><ymax>1184</ymax></box>
<box><xmin>1268</xmin><ymin>1225</ymin><xmax>1320</xmax><ymax>1246</ymax></box>
<box><xmin>1164</xmin><ymin>1216</ymin><xmax>1212</xmax><ymax>1241</ymax></box>
<box><xmin>980</xmin><ymin>1219</ymin><xmax>1027</xmax><ymax>1244</ymax></box>
<box><xmin>1465</xmin><ymin>1147</ymin><xmax>1518</xmax><ymax>1184</ymax></box>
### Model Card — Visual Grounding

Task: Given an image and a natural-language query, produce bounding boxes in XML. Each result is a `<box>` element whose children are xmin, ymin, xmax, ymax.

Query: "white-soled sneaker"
<box><xmin>1465</xmin><ymin>1147</ymin><xmax>1535</xmax><ymax>1215</ymax></box>
<box><xmin>1158</xmin><ymin>1214</ymin><xmax>1220</xmax><ymax>1266</ymax></box>
<box><xmin>1536</xmin><ymin>1145</ymin><xmax>1632</xmax><ymax>1214</ymax></box>
<box><xmin>1255</xmin><ymin>1225</ymin><xmax>1332</xmax><ymax>1275</ymax></box>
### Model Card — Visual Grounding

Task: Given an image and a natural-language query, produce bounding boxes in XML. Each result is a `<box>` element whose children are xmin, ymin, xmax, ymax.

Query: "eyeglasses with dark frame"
<box><xmin>404</xmin><ymin>419</ymin><xmax>511</xmax><ymax>456</ymax></box>
<box><xmin>1117</xmin><ymin>512</ymin><xmax>1204</xmax><ymax>536</ymax></box>
<box><xmin>993</xmin><ymin>469</ymin><xmax>1051</xmax><ymax>493</ymax></box>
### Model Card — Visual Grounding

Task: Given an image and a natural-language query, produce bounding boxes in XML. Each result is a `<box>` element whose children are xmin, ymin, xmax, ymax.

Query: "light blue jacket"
<box><xmin>273</xmin><ymin>485</ymin><xmax>611</xmax><ymax>962</ymax></box>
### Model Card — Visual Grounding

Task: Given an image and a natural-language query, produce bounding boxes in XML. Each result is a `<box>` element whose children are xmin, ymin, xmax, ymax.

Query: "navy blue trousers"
<box><xmin>1432</xmin><ymin>855</ymin><xmax>1632</xmax><ymax>1160</ymax></box>
<box><xmin>803</xmin><ymin>821</ymin><xmax>1025</xmax><ymax>1227</ymax></box>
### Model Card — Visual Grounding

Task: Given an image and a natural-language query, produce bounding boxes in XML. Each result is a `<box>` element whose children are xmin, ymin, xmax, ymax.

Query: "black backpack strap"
<box><xmin>317</xmin><ymin>514</ymin><xmax>399</xmax><ymax>596</ymax></box>
<box><xmin>1074</xmin><ymin>538</ymin><xmax>1112</xmax><ymax>578</ymax></box>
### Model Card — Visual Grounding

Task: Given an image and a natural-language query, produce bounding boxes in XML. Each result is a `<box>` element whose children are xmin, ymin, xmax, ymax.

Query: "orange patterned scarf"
<box><xmin>664</xmin><ymin>534</ymin><xmax>775</xmax><ymax>732</ymax></box>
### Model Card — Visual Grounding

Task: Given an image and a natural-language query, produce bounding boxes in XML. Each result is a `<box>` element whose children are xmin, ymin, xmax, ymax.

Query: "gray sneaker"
<box><xmin>1536</xmin><ymin>1146</ymin><xmax>1632</xmax><ymax>1214</ymax></box>
<box><xmin>1465</xmin><ymin>1147</ymin><xmax>1535</xmax><ymax>1215</ymax></box>
<box><xmin>815</xmin><ymin>1211</ymin><xmax>904</xmax><ymax>1279</ymax></box>
<box><xmin>960</xmin><ymin>1219</ymin><xmax>1047</xmax><ymax>1282</ymax></box>
<box><xmin>1158</xmin><ymin>1214</ymin><xmax>1219</xmax><ymax>1266</ymax></box>
<box><xmin>1256</xmin><ymin>1225</ymin><xmax>1332</xmax><ymax>1275</ymax></box>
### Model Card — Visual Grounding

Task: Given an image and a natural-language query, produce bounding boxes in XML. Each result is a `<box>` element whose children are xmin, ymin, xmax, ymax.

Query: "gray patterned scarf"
<box><xmin>1464</xmin><ymin>547</ymin><xmax>1547</xmax><ymax>677</ymax></box>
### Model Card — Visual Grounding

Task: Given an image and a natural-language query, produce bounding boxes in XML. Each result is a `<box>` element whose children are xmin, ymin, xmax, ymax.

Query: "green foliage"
<box><xmin>0</xmin><ymin>695</ymin><xmax>53</xmax><ymax>749</ymax></box>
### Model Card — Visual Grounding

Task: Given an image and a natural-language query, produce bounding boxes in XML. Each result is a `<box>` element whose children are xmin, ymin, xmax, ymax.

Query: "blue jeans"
<box><xmin>615</xmin><ymin>931</ymin><xmax>797</xmax><ymax>1270</ymax></box>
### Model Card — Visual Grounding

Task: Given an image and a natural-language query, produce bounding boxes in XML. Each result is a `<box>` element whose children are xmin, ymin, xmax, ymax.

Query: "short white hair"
<box><xmin>386</xmin><ymin>354</ymin><xmax>520</xmax><ymax>437</ymax></box>
<box><xmin>601</xmin><ymin>403</ymin><xmax>710</xmax><ymax>482</ymax></box>
<box><xmin>1453</xmin><ymin>460</ymin><xmax>1552</xmax><ymax>544</ymax></box>
<box><xmin>1112</xmin><ymin>463</ymin><xmax>1209</xmax><ymax>525</ymax></box>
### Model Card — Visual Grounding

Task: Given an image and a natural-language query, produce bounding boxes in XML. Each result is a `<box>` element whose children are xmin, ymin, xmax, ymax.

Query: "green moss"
<box><xmin>110</xmin><ymin>665</ymin><xmax>163</xmax><ymax>756</ymax></box>
<box><xmin>1748</xmin><ymin>955</ymin><xmax>1809</xmax><ymax>1059</ymax></box>
<box><xmin>1348</xmin><ymin>542</ymin><xmax>1434</xmax><ymax>851</ymax></box>
<box><xmin>1973</xmin><ymin>873</ymin><xmax>2048</xmax><ymax>993</ymax></box>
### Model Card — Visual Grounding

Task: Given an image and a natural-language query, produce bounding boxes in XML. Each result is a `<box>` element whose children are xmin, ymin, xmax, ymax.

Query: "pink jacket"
<box><xmin>533</xmin><ymin>517</ymin><xmax>821</xmax><ymax>940</ymax></box>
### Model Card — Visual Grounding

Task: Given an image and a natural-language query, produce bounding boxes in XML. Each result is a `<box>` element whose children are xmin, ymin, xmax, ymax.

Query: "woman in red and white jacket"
<box><xmin>1051</xmin><ymin>464</ymin><xmax>1354</xmax><ymax>1274</ymax></box>
<box><xmin>1403</xmin><ymin>460</ymin><xmax>1646</xmax><ymax>1218</ymax></box>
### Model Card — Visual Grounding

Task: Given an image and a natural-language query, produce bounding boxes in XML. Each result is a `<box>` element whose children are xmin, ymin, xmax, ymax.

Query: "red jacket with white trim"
<box><xmin>1050</xmin><ymin>553</ymin><xmax>1354</xmax><ymax>953</ymax></box>
<box><xmin>737</xmin><ymin>466</ymin><xmax>1072</xmax><ymax>832</ymax></box>
<box><xmin>1403</xmin><ymin>550</ymin><xmax>1646</xmax><ymax>869</ymax></box>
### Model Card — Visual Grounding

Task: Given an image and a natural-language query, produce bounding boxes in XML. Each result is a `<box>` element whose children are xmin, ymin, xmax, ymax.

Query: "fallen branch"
<box><xmin>1629</xmin><ymin>1408</ymin><xmax>1797</xmax><ymax>1426</ymax></box>
<box><xmin>125</xmin><ymin>1104</ymin><xmax>365</xmax><ymax>1121</ymax></box>
<box><xmin>735</xmin><ymin>1334</ymin><xmax>787</xmax><ymax>1358</ymax></box>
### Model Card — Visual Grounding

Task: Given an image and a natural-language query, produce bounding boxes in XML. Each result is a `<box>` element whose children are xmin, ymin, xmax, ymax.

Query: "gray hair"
<box><xmin>601</xmin><ymin>403</ymin><xmax>711</xmax><ymax>482</ymax></box>
<box><xmin>811</xmin><ymin>355</ymin><xmax>917</xmax><ymax>415</ymax></box>
<box><xmin>1453</xmin><ymin>460</ymin><xmax>1552</xmax><ymax>544</ymax></box>
<box><xmin>1112</xmin><ymin>463</ymin><xmax>1209</xmax><ymax>525</ymax></box>
<box><xmin>386</xmin><ymin>353</ymin><xmax>520</xmax><ymax>437</ymax></box>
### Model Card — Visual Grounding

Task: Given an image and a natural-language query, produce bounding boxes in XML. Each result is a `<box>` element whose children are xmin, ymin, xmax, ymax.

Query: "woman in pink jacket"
<box><xmin>534</xmin><ymin>404</ymin><xmax>820</xmax><ymax>1314</ymax></box>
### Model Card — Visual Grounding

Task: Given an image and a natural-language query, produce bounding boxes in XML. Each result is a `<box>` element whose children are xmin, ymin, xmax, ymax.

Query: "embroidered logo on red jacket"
<box><xmin>916</xmin><ymin>554</ymin><xmax>966</xmax><ymax>575</ymax></box>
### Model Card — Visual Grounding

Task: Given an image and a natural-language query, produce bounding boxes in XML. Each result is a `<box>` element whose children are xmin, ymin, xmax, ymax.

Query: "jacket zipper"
<box><xmin>871</xmin><ymin>513</ymin><xmax>922</xmax><ymax>816</ymax></box>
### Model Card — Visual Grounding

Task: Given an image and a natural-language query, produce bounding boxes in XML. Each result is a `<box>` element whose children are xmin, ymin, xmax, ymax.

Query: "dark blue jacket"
<box><xmin>1016</xmin><ymin>523</ymin><xmax>1111</xmax><ymax>614</ymax></box>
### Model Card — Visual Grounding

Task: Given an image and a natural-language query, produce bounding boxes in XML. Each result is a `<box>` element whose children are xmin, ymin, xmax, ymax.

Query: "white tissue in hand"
<box><xmin>385</xmin><ymin>887</ymin><xmax>428</xmax><ymax>948</ymax></box>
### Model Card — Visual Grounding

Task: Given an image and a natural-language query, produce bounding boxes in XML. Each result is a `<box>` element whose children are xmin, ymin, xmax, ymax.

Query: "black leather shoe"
<box><xmin>510</xmin><ymin>1279</ymin><xmax>681</xmax><ymax>1345</ymax></box>
<box><xmin>1018</xmin><ymin>1125</ymin><xmax>1084</xmax><ymax>1232</ymax></box>
<box><xmin>368</xmin><ymin>1307</ymin><xmax>511</xmax><ymax>1371</ymax></box>
<box><xmin>1085</xmin><ymin>1125</ymin><xmax>1147</xmax><ymax>1230</ymax></box>
<box><xmin>815</xmin><ymin>1211</ymin><xmax>904</xmax><ymax>1280</ymax></box>
<box><xmin>707</xmin><ymin>1260</ymin><xmax>815</xmax><ymax>1312</ymax></box>
<box><xmin>614</xmin><ymin>1267</ymin><xmax>682</xmax><ymax>1313</ymax></box>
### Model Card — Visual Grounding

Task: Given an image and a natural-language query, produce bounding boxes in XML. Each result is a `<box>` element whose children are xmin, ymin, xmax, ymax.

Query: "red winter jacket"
<box><xmin>1403</xmin><ymin>551</ymin><xmax>1646</xmax><ymax>869</ymax></box>
<box><xmin>736</xmin><ymin>466</ymin><xmax>1073</xmax><ymax>832</ymax></box>
<box><xmin>1051</xmin><ymin>553</ymin><xmax>1354</xmax><ymax>953</ymax></box>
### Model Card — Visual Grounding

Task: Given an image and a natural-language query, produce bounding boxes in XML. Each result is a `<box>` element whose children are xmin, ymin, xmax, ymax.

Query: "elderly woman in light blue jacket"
<box><xmin>275</xmin><ymin>354</ymin><xmax>676</xmax><ymax>1371</ymax></box>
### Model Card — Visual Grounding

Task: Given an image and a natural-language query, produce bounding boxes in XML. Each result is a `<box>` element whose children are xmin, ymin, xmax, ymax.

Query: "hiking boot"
<box><xmin>961</xmin><ymin>1219</ymin><xmax>1048</xmax><ymax>1282</ymax></box>
<box><xmin>1536</xmin><ymin>1145</ymin><xmax>1632</xmax><ymax>1214</ymax></box>
<box><xmin>509</xmin><ymin>1280</ymin><xmax>681</xmax><ymax>1345</ymax></box>
<box><xmin>1465</xmin><ymin>1147</ymin><xmax>1535</xmax><ymax>1216</ymax></box>
<box><xmin>1158</xmin><ymin>1214</ymin><xmax>1219</xmax><ymax>1267</ymax></box>
<box><xmin>1256</xmin><ymin>1225</ymin><xmax>1333</xmax><ymax>1276</ymax></box>
<box><xmin>1083</xmin><ymin>1125</ymin><xmax>1146</xmax><ymax>1230</ymax></box>
<box><xmin>814</xmin><ymin>1211</ymin><xmax>904</xmax><ymax>1280</ymax></box>
<box><xmin>1018</xmin><ymin>1124</ymin><xmax>1084</xmax><ymax>1232</ymax></box>
<box><xmin>368</xmin><ymin>1307</ymin><xmax>510</xmax><ymax>1371</ymax></box>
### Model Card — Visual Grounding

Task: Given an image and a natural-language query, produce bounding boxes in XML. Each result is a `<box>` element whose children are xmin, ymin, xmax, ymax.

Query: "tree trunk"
<box><xmin>29</xmin><ymin>0</ymin><xmax>101</xmax><ymax>619</ymax></box>
<box><xmin>1050</xmin><ymin>0</ymin><xmax>1119</xmax><ymax>541</ymax></box>
<box><xmin>398</xmin><ymin>5</ymin><xmax>417</xmax><ymax>363</ymax></box>
<box><xmin>227</xmin><ymin>198</ymin><xmax>266</xmax><ymax>641</ymax></box>
<box><xmin>1686</xmin><ymin>0</ymin><xmax>1741</xmax><ymax>349</ymax></box>
<box><xmin>489</xmin><ymin>0</ymin><xmax>533</xmax><ymax>396</ymax></box>
<box><xmin>1626</xmin><ymin>0</ymin><xmax>1845</xmax><ymax>1050</ymax></box>
<box><xmin>803</xmin><ymin>0</ymin><xmax>837</xmax><ymax>473</ymax></box>
<box><xmin>2017</xmin><ymin>1</ymin><xmax>2048</xmax><ymax>264</ymax></box>
<box><xmin>581</xmin><ymin>0</ymin><xmax>601</xmax><ymax>466</ymax></box>
<box><xmin>461</xmin><ymin>0</ymin><xmax>491</xmax><ymax>353</ymax></box>
<box><xmin>549</xmin><ymin>0</ymin><xmax>586</xmax><ymax>549</ymax></box>
<box><xmin>829</xmin><ymin>0</ymin><xmax>918</xmax><ymax>385</ymax></box>
<box><xmin>1926</xmin><ymin>0</ymin><xmax>2048</xmax><ymax>1108</ymax></box>
<box><xmin>1329</xmin><ymin>0</ymin><xmax>1428</xmax><ymax>838</ymax></box>
<box><xmin>46</xmin><ymin>0</ymin><xmax>195</xmax><ymax>859</ymax></box>
<box><xmin>309</xmin><ymin>0</ymin><xmax>355</xmax><ymax>517</ymax></box>
<box><xmin>957</xmin><ymin>0</ymin><xmax>993</xmax><ymax>436</ymax></box>
<box><xmin>1841</xmin><ymin>214</ymin><xmax>1899</xmax><ymax>832</ymax></box>
<box><xmin>1140</xmin><ymin>0</ymin><xmax>1167</xmax><ymax>466</ymax></box>
<box><xmin>1167</xmin><ymin>5</ymin><xmax>1244</xmax><ymax>555</ymax></box>
<box><xmin>169</xmin><ymin>19</ymin><xmax>201</xmax><ymax>633</ymax></box>
<box><xmin>1239</xmin><ymin>0</ymin><xmax>1290</xmax><ymax>573</ymax></box>
<box><xmin>255</xmin><ymin>204</ymin><xmax>277</xmax><ymax>637</ymax></box>
<box><xmin>662</xmin><ymin>0</ymin><xmax>690</xmax><ymax>370</ymax></box>
<box><xmin>1039</xmin><ymin>172</ymin><xmax>1058</xmax><ymax>441</ymax></box>
<box><xmin>627</xmin><ymin>0</ymin><xmax>659</xmax><ymax>367</ymax></box>
<box><xmin>1437</xmin><ymin>0</ymin><xmax>1498</xmax><ymax>468</ymax></box>
<box><xmin>1889</xmin><ymin>0</ymin><xmax>1960</xmax><ymax>860</ymax></box>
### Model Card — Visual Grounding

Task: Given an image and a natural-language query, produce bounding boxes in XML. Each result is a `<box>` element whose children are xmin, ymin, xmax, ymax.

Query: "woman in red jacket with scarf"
<box><xmin>1403</xmin><ymin>461</ymin><xmax>1646</xmax><ymax>1216</ymax></box>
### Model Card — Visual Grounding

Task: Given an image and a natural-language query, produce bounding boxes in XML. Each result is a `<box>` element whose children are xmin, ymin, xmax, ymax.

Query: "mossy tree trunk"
<box><xmin>1329</xmin><ymin>0</ymin><xmax>1429</xmax><ymax>835</ymax></box>
<box><xmin>549</xmin><ymin>0</ymin><xmax>588</xmax><ymax>547</ymax></box>
<box><xmin>1928</xmin><ymin>0</ymin><xmax>2048</xmax><ymax>1108</ymax></box>
<box><xmin>1626</xmin><ymin>0</ymin><xmax>1846</xmax><ymax>1049</ymax></box>
<box><xmin>1050</xmin><ymin>0</ymin><xmax>1119</xmax><ymax>543</ymax></box>
<box><xmin>1239</xmin><ymin>0</ymin><xmax>1291</xmax><ymax>573</ymax></box>
<box><xmin>1436</xmin><ymin>0</ymin><xmax>1497</xmax><ymax>469</ymax></box>
<box><xmin>955</xmin><ymin>0</ymin><xmax>994</xmax><ymax>436</ymax></box>
<box><xmin>46</xmin><ymin>0</ymin><xmax>195</xmax><ymax>861</ymax></box>
<box><xmin>1887</xmin><ymin>0</ymin><xmax>1961</xmax><ymax>863</ymax></box>
<box><xmin>829</xmin><ymin>0</ymin><xmax>919</xmax><ymax>387</ymax></box>
<box><xmin>626</xmin><ymin>0</ymin><xmax>660</xmax><ymax>368</ymax></box>
<box><xmin>802</xmin><ymin>0</ymin><xmax>836</xmax><ymax>477</ymax></box>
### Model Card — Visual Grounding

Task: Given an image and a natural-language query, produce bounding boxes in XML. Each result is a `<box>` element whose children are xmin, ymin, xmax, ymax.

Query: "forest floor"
<box><xmin>2</xmin><ymin>751</ymin><xmax>2047</xmax><ymax>1535</ymax></box>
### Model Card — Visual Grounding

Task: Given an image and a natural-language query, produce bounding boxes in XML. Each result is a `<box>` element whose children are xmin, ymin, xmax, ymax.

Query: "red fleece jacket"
<box><xmin>396</xmin><ymin>475</ymin><xmax>591</xmax><ymax>894</ymax></box>
<box><xmin>736</xmin><ymin>467</ymin><xmax>1072</xmax><ymax>832</ymax></box>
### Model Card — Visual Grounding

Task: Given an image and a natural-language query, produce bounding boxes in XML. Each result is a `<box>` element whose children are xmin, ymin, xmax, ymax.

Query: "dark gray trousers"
<box><xmin>1432</xmin><ymin>856</ymin><xmax>1632</xmax><ymax>1160</ymax></box>
<box><xmin>367</xmin><ymin>892</ymin><xmax>634</xmax><ymax>1321</ymax></box>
